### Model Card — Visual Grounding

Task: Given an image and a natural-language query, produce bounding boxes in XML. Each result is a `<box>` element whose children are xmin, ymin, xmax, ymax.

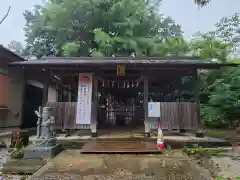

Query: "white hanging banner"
<box><xmin>76</xmin><ymin>73</ymin><xmax>93</xmax><ymax>124</ymax></box>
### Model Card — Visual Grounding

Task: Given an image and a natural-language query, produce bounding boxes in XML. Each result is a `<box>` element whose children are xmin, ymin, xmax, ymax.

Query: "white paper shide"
<box><xmin>76</xmin><ymin>73</ymin><xmax>93</xmax><ymax>124</ymax></box>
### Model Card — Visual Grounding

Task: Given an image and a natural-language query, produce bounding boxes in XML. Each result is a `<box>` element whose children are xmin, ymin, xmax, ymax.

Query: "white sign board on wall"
<box><xmin>148</xmin><ymin>102</ymin><xmax>160</xmax><ymax>117</ymax></box>
<box><xmin>76</xmin><ymin>73</ymin><xmax>93</xmax><ymax>124</ymax></box>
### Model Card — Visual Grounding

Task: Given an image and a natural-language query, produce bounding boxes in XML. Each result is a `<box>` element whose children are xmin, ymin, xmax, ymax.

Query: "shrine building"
<box><xmin>9</xmin><ymin>56</ymin><xmax>237</xmax><ymax>137</ymax></box>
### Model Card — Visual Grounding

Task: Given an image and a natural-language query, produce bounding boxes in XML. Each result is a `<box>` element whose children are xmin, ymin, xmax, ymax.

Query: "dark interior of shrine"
<box><xmin>54</xmin><ymin>67</ymin><xmax>197</xmax><ymax>128</ymax></box>
<box><xmin>57</xmin><ymin>68</ymin><xmax>197</xmax><ymax>101</ymax></box>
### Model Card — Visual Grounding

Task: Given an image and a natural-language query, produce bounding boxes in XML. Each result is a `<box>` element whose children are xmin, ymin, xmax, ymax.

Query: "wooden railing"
<box><xmin>46</xmin><ymin>102</ymin><xmax>198</xmax><ymax>130</ymax></box>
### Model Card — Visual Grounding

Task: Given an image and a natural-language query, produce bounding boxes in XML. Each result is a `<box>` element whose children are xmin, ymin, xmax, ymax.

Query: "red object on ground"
<box><xmin>157</xmin><ymin>142</ymin><xmax>165</xmax><ymax>150</ymax></box>
<box><xmin>157</xmin><ymin>123</ymin><xmax>164</xmax><ymax>151</ymax></box>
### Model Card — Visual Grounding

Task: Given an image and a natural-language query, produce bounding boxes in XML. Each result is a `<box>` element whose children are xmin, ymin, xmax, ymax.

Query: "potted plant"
<box><xmin>8</xmin><ymin>138</ymin><xmax>24</xmax><ymax>159</ymax></box>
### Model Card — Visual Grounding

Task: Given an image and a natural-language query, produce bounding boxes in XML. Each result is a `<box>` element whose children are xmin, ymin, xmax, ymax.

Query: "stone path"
<box><xmin>212</xmin><ymin>156</ymin><xmax>240</xmax><ymax>179</ymax></box>
<box><xmin>29</xmin><ymin>150</ymin><xmax>212</xmax><ymax>180</ymax></box>
<box><xmin>0</xmin><ymin>148</ymin><xmax>8</xmax><ymax>169</ymax></box>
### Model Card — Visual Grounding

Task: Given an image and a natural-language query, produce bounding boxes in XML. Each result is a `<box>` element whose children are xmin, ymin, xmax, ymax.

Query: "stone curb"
<box><xmin>25</xmin><ymin>161</ymin><xmax>53</xmax><ymax>180</ymax></box>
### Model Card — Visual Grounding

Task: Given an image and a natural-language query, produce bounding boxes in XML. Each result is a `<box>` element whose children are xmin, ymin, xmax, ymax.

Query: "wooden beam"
<box><xmin>42</xmin><ymin>70</ymin><xmax>50</xmax><ymax>106</ymax></box>
<box><xmin>22</xmin><ymin>65</ymin><xmax>201</xmax><ymax>73</ymax></box>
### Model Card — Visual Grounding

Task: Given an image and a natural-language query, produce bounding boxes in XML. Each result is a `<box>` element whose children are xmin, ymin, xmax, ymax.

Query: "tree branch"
<box><xmin>194</xmin><ymin>0</ymin><xmax>210</xmax><ymax>7</ymax></box>
<box><xmin>0</xmin><ymin>6</ymin><xmax>11</xmax><ymax>25</ymax></box>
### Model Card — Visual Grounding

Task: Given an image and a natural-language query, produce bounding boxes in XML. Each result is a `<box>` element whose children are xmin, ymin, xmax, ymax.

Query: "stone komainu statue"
<box><xmin>35</xmin><ymin>106</ymin><xmax>56</xmax><ymax>146</ymax></box>
<box><xmin>41</xmin><ymin>114</ymin><xmax>55</xmax><ymax>139</ymax></box>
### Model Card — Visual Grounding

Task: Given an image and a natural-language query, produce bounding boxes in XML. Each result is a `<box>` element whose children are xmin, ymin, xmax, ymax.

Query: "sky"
<box><xmin>0</xmin><ymin>0</ymin><xmax>240</xmax><ymax>46</ymax></box>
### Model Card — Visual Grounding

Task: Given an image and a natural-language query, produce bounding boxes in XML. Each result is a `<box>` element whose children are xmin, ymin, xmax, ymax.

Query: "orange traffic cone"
<box><xmin>157</xmin><ymin>123</ymin><xmax>165</xmax><ymax>151</ymax></box>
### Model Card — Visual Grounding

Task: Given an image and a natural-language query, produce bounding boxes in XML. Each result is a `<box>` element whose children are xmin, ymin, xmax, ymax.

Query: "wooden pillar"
<box><xmin>42</xmin><ymin>70</ymin><xmax>50</xmax><ymax>106</ymax></box>
<box><xmin>91</xmin><ymin>74</ymin><xmax>98</xmax><ymax>137</ymax></box>
<box><xmin>195</xmin><ymin>69</ymin><xmax>204</xmax><ymax>137</ymax></box>
<box><xmin>144</xmin><ymin>76</ymin><xmax>150</xmax><ymax>137</ymax></box>
<box><xmin>68</xmin><ymin>85</ymin><xmax>72</xmax><ymax>102</ymax></box>
<box><xmin>179</xmin><ymin>76</ymin><xmax>186</xmax><ymax>133</ymax></box>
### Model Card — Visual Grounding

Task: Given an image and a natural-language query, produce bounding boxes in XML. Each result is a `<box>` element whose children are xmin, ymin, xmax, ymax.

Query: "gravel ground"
<box><xmin>188</xmin><ymin>148</ymin><xmax>240</xmax><ymax>179</ymax></box>
<box><xmin>0</xmin><ymin>148</ymin><xmax>8</xmax><ymax>168</ymax></box>
<box><xmin>33</xmin><ymin>173</ymin><xmax>202</xmax><ymax>180</ymax></box>
<box><xmin>0</xmin><ymin>174</ymin><xmax>29</xmax><ymax>180</ymax></box>
<box><xmin>29</xmin><ymin>150</ymin><xmax>210</xmax><ymax>180</ymax></box>
<box><xmin>0</xmin><ymin>148</ymin><xmax>28</xmax><ymax>180</ymax></box>
<box><xmin>211</xmin><ymin>155</ymin><xmax>240</xmax><ymax>179</ymax></box>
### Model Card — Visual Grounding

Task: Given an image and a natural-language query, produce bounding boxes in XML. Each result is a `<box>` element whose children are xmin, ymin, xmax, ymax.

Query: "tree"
<box><xmin>194</xmin><ymin>0</ymin><xmax>211</xmax><ymax>7</ymax></box>
<box><xmin>213</xmin><ymin>13</ymin><xmax>240</xmax><ymax>55</ymax></box>
<box><xmin>201</xmin><ymin>67</ymin><xmax>240</xmax><ymax>128</ymax></box>
<box><xmin>188</xmin><ymin>22</ymin><xmax>238</xmax><ymax>128</ymax></box>
<box><xmin>8</xmin><ymin>41</ymin><xmax>24</xmax><ymax>56</ymax></box>
<box><xmin>152</xmin><ymin>36</ymin><xmax>189</xmax><ymax>56</ymax></box>
<box><xmin>7</xmin><ymin>40</ymin><xmax>32</xmax><ymax>60</ymax></box>
<box><xmin>0</xmin><ymin>6</ymin><xmax>11</xmax><ymax>25</ymax></box>
<box><xmin>23</xmin><ymin>0</ymin><xmax>182</xmax><ymax>59</ymax></box>
<box><xmin>190</xmin><ymin>34</ymin><xmax>232</xmax><ymax>62</ymax></box>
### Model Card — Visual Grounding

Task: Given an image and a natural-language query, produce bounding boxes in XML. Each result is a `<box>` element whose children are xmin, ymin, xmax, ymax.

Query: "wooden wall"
<box><xmin>0</xmin><ymin>74</ymin><xmax>9</xmax><ymax>107</ymax></box>
<box><xmin>159</xmin><ymin>102</ymin><xmax>198</xmax><ymax>130</ymax></box>
<box><xmin>47</xmin><ymin>101</ymin><xmax>198</xmax><ymax>130</ymax></box>
<box><xmin>46</xmin><ymin>102</ymin><xmax>90</xmax><ymax>130</ymax></box>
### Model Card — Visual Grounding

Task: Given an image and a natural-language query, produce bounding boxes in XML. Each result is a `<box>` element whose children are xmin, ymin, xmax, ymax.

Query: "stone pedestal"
<box><xmin>92</xmin><ymin>133</ymin><xmax>98</xmax><ymax>137</ymax></box>
<box><xmin>196</xmin><ymin>129</ymin><xmax>204</xmax><ymax>138</ymax></box>
<box><xmin>23</xmin><ymin>106</ymin><xmax>62</xmax><ymax>159</ymax></box>
<box><xmin>180</xmin><ymin>129</ymin><xmax>186</xmax><ymax>133</ymax></box>
<box><xmin>91</xmin><ymin>123</ymin><xmax>97</xmax><ymax>137</ymax></box>
<box><xmin>144</xmin><ymin>132</ymin><xmax>150</xmax><ymax>138</ymax></box>
<box><xmin>23</xmin><ymin>143</ymin><xmax>62</xmax><ymax>159</ymax></box>
<box><xmin>34</xmin><ymin>137</ymin><xmax>56</xmax><ymax>146</ymax></box>
<box><xmin>144</xmin><ymin>122</ymin><xmax>151</xmax><ymax>137</ymax></box>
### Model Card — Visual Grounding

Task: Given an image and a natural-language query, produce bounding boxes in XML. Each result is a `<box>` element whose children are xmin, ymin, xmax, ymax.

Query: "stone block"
<box><xmin>180</xmin><ymin>129</ymin><xmax>186</xmax><ymax>133</ymax></box>
<box><xmin>92</xmin><ymin>132</ymin><xmax>97</xmax><ymax>137</ymax></box>
<box><xmin>144</xmin><ymin>132</ymin><xmax>150</xmax><ymax>137</ymax></box>
<box><xmin>23</xmin><ymin>144</ymin><xmax>62</xmax><ymax>159</ymax></box>
<box><xmin>196</xmin><ymin>132</ymin><xmax>204</xmax><ymax>138</ymax></box>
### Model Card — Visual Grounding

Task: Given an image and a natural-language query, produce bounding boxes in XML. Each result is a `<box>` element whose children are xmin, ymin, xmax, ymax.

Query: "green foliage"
<box><xmin>153</xmin><ymin>36</ymin><xmax>189</xmax><ymax>56</ymax></box>
<box><xmin>213</xmin><ymin>13</ymin><xmax>240</xmax><ymax>53</ymax></box>
<box><xmin>228</xmin><ymin>58</ymin><xmax>240</xmax><ymax>63</ymax></box>
<box><xmin>190</xmin><ymin>13</ymin><xmax>240</xmax><ymax>129</ymax></box>
<box><xmin>190</xmin><ymin>35</ymin><xmax>232</xmax><ymax>62</ymax></box>
<box><xmin>202</xmin><ymin>67</ymin><xmax>240</xmax><ymax>128</ymax></box>
<box><xmin>182</xmin><ymin>145</ymin><xmax>228</xmax><ymax>157</ymax></box>
<box><xmin>7</xmin><ymin>40</ymin><xmax>32</xmax><ymax>59</ymax></box>
<box><xmin>62</xmin><ymin>42</ymin><xmax>81</xmax><ymax>56</ymax></box>
<box><xmin>8</xmin><ymin>41</ymin><xmax>24</xmax><ymax>56</ymax></box>
<box><xmin>23</xmin><ymin>0</ymin><xmax>182</xmax><ymax>59</ymax></box>
<box><xmin>8</xmin><ymin>138</ymin><xmax>25</xmax><ymax>159</ymax></box>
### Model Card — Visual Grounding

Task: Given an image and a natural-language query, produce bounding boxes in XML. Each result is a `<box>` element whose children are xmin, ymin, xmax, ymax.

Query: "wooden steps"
<box><xmin>81</xmin><ymin>139</ymin><xmax>161</xmax><ymax>154</ymax></box>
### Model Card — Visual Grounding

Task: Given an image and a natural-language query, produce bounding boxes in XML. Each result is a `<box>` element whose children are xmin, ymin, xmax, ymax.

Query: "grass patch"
<box><xmin>182</xmin><ymin>144</ymin><xmax>228</xmax><ymax>158</ymax></box>
<box><xmin>205</xmin><ymin>129</ymin><xmax>231</xmax><ymax>138</ymax></box>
